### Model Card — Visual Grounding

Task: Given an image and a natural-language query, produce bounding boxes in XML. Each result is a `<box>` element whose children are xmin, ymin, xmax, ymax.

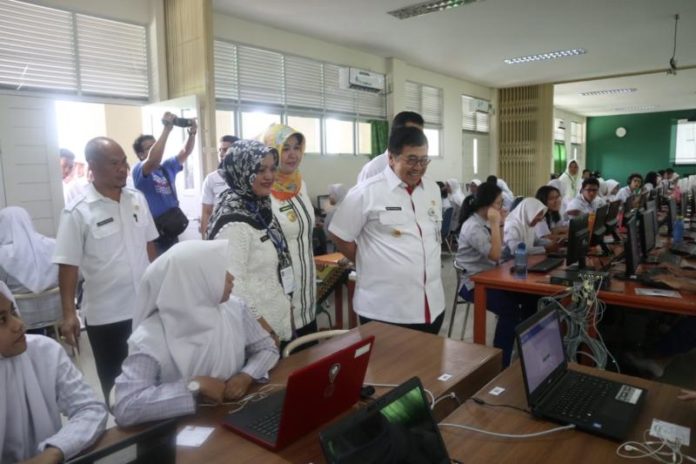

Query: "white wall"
<box><xmin>213</xmin><ymin>12</ymin><xmax>494</xmax><ymax>202</ymax></box>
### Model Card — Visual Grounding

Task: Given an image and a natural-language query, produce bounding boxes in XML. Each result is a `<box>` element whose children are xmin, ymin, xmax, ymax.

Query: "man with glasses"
<box><xmin>200</xmin><ymin>135</ymin><xmax>240</xmax><ymax>236</ymax></box>
<box><xmin>566</xmin><ymin>177</ymin><xmax>605</xmax><ymax>217</ymax></box>
<box><xmin>329</xmin><ymin>126</ymin><xmax>445</xmax><ymax>334</ymax></box>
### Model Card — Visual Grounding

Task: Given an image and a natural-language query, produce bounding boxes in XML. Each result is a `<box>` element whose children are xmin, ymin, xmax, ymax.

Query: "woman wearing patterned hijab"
<box><xmin>262</xmin><ymin>124</ymin><xmax>317</xmax><ymax>340</ymax></box>
<box><xmin>207</xmin><ymin>140</ymin><xmax>292</xmax><ymax>345</ymax></box>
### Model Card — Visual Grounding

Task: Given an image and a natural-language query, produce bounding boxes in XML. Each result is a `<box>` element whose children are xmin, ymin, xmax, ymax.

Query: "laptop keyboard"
<box><xmin>249</xmin><ymin>407</ymin><xmax>282</xmax><ymax>437</ymax></box>
<box><xmin>546</xmin><ymin>374</ymin><xmax>613</xmax><ymax>421</ymax></box>
<box><xmin>528</xmin><ymin>257</ymin><xmax>565</xmax><ymax>273</ymax></box>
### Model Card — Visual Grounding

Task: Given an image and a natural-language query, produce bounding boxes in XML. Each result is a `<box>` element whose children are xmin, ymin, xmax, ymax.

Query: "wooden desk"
<box><xmin>471</xmin><ymin>255</ymin><xmax>696</xmax><ymax>344</ymax></box>
<box><xmin>442</xmin><ymin>363</ymin><xmax>696</xmax><ymax>463</ymax></box>
<box><xmin>92</xmin><ymin>322</ymin><xmax>501</xmax><ymax>463</ymax></box>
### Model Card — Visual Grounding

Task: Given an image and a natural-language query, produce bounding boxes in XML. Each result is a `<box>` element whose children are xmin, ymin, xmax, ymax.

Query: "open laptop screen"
<box><xmin>320</xmin><ymin>378</ymin><xmax>449</xmax><ymax>464</ymax></box>
<box><xmin>518</xmin><ymin>309</ymin><xmax>565</xmax><ymax>395</ymax></box>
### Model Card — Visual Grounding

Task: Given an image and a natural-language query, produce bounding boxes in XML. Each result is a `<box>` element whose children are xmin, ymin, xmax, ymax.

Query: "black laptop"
<box><xmin>515</xmin><ymin>307</ymin><xmax>646</xmax><ymax>441</ymax></box>
<box><xmin>319</xmin><ymin>377</ymin><xmax>450</xmax><ymax>464</ymax></box>
<box><xmin>67</xmin><ymin>419</ymin><xmax>177</xmax><ymax>464</ymax></box>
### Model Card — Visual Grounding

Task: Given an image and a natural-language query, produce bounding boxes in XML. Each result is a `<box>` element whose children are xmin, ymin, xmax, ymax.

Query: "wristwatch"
<box><xmin>187</xmin><ymin>380</ymin><xmax>201</xmax><ymax>397</ymax></box>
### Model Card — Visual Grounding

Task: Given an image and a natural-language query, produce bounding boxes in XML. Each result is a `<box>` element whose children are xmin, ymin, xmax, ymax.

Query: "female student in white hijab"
<box><xmin>558</xmin><ymin>160</ymin><xmax>581</xmax><ymax>202</ymax></box>
<box><xmin>0</xmin><ymin>207</ymin><xmax>61</xmax><ymax>329</ymax></box>
<box><xmin>0</xmin><ymin>281</ymin><xmax>107</xmax><ymax>464</ymax></box>
<box><xmin>502</xmin><ymin>198</ymin><xmax>549</xmax><ymax>258</ymax></box>
<box><xmin>603</xmin><ymin>179</ymin><xmax>620</xmax><ymax>202</ymax></box>
<box><xmin>113</xmin><ymin>240</ymin><xmax>279</xmax><ymax>427</ymax></box>
<box><xmin>446</xmin><ymin>178</ymin><xmax>465</xmax><ymax>207</ymax></box>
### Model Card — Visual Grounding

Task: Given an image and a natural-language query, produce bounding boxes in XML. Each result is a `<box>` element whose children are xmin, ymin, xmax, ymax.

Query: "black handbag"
<box><xmin>154</xmin><ymin>166</ymin><xmax>189</xmax><ymax>237</ymax></box>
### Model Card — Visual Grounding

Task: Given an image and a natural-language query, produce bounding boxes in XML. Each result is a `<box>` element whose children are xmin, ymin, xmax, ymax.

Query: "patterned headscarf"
<box><xmin>206</xmin><ymin>140</ymin><xmax>292</xmax><ymax>276</ymax></box>
<box><xmin>261</xmin><ymin>124</ymin><xmax>305</xmax><ymax>201</ymax></box>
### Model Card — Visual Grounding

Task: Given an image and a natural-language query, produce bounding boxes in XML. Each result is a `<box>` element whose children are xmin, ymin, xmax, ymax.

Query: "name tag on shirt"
<box><xmin>280</xmin><ymin>266</ymin><xmax>295</xmax><ymax>294</ymax></box>
<box><xmin>279</xmin><ymin>204</ymin><xmax>293</xmax><ymax>212</ymax></box>
<box><xmin>97</xmin><ymin>217</ymin><xmax>115</xmax><ymax>227</ymax></box>
<box><xmin>260</xmin><ymin>235</ymin><xmax>270</xmax><ymax>242</ymax></box>
<box><xmin>385</xmin><ymin>206</ymin><xmax>402</xmax><ymax>211</ymax></box>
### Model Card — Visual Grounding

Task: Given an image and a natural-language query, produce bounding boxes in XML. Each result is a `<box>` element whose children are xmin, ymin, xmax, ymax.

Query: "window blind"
<box><xmin>405</xmin><ymin>81</ymin><xmax>443</xmax><ymax>127</ymax></box>
<box><xmin>462</xmin><ymin>95</ymin><xmax>490</xmax><ymax>133</ymax></box>
<box><xmin>214</xmin><ymin>40</ymin><xmax>238</xmax><ymax>101</ymax></box>
<box><xmin>285</xmin><ymin>54</ymin><xmax>323</xmax><ymax>111</ymax></box>
<box><xmin>237</xmin><ymin>45</ymin><xmax>284</xmax><ymax>106</ymax></box>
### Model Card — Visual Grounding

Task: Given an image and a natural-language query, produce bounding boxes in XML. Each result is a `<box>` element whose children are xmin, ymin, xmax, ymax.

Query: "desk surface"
<box><xmin>91</xmin><ymin>322</ymin><xmax>501</xmax><ymax>464</ymax></box>
<box><xmin>470</xmin><ymin>255</ymin><xmax>696</xmax><ymax>343</ymax></box>
<box><xmin>442</xmin><ymin>363</ymin><xmax>696</xmax><ymax>463</ymax></box>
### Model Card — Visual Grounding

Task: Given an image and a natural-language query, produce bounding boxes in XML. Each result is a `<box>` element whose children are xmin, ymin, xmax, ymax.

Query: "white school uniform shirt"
<box><xmin>201</xmin><ymin>170</ymin><xmax>228</xmax><ymax>206</ymax></box>
<box><xmin>356</xmin><ymin>150</ymin><xmax>388</xmax><ymax>184</ymax></box>
<box><xmin>329</xmin><ymin>166</ymin><xmax>445</xmax><ymax>324</ymax></box>
<box><xmin>566</xmin><ymin>193</ymin><xmax>605</xmax><ymax>216</ymax></box>
<box><xmin>53</xmin><ymin>184</ymin><xmax>158</xmax><ymax>326</ymax></box>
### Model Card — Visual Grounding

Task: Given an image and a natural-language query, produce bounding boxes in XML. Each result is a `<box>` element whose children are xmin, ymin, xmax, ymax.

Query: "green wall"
<box><xmin>586</xmin><ymin>109</ymin><xmax>696</xmax><ymax>183</ymax></box>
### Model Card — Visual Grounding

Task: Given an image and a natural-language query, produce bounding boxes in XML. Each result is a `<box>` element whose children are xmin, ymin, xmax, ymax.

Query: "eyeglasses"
<box><xmin>584</xmin><ymin>188</ymin><xmax>599</xmax><ymax>193</ymax></box>
<box><xmin>400</xmin><ymin>155</ymin><xmax>431</xmax><ymax>167</ymax></box>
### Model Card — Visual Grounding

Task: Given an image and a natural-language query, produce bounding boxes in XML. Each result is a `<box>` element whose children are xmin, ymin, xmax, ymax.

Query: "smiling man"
<box><xmin>329</xmin><ymin>126</ymin><xmax>445</xmax><ymax>334</ymax></box>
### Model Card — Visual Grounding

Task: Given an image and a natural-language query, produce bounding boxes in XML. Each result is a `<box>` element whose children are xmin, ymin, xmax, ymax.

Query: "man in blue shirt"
<box><xmin>132</xmin><ymin>112</ymin><xmax>197</xmax><ymax>254</ymax></box>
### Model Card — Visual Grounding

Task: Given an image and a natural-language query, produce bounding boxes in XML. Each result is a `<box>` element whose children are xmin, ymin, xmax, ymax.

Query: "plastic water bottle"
<box><xmin>514</xmin><ymin>242</ymin><xmax>528</xmax><ymax>279</ymax></box>
<box><xmin>673</xmin><ymin>215</ymin><xmax>684</xmax><ymax>243</ymax></box>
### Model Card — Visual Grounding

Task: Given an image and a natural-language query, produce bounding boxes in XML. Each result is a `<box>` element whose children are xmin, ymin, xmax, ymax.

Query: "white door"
<box><xmin>141</xmin><ymin>96</ymin><xmax>203</xmax><ymax>238</ymax></box>
<box><xmin>0</xmin><ymin>95</ymin><xmax>62</xmax><ymax>236</ymax></box>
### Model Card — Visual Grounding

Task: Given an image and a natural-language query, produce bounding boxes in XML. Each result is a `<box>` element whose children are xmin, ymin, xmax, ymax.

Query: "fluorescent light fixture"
<box><xmin>503</xmin><ymin>48</ymin><xmax>586</xmax><ymax>64</ymax></box>
<box><xmin>613</xmin><ymin>105</ymin><xmax>658</xmax><ymax>112</ymax></box>
<box><xmin>581</xmin><ymin>88</ymin><xmax>637</xmax><ymax>96</ymax></box>
<box><xmin>387</xmin><ymin>0</ymin><xmax>482</xmax><ymax>20</ymax></box>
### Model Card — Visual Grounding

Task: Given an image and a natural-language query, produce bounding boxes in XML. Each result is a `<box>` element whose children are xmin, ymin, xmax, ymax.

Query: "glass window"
<box><xmin>215</xmin><ymin>110</ymin><xmax>237</xmax><ymax>140</ymax></box>
<box><xmin>287</xmin><ymin>115</ymin><xmax>321</xmax><ymax>154</ymax></box>
<box><xmin>358</xmin><ymin>122</ymin><xmax>372</xmax><ymax>155</ymax></box>
<box><xmin>325</xmin><ymin>119</ymin><xmax>354</xmax><ymax>155</ymax></box>
<box><xmin>241</xmin><ymin>111</ymin><xmax>280</xmax><ymax>139</ymax></box>
<box><xmin>424</xmin><ymin>128</ymin><xmax>440</xmax><ymax>157</ymax></box>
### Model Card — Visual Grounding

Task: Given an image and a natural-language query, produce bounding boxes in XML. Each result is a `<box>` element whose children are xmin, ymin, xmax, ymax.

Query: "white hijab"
<box><xmin>0</xmin><ymin>282</ymin><xmax>61</xmax><ymax>462</ymax></box>
<box><xmin>0</xmin><ymin>207</ymin><xmax>58</xmax><ymax>293</ymax></box>
<box><xmin>446</xmin><ymin>178</ymin><xmax>465</xmax><ymax>207</ymax></box>
<box><xmin>559</xmin><ymin>160</ymin><xmax>580</xmax><ymax>200</ymax></box>
<box><xmin>604</xmin><ymin>180</ymin><xmax>620</xmax><ymax>199</ymax></box>
<box><xmin>468</xmin><ymin>179</ymin><xmax>482</xmax><ymax>194</ymax></box>
<box><xmin>129</xmin><ymin>241</ymin><xmax>245</xmax><ymax>381</ymax></box>
<box><xmin>496</xmin><ymin>178</ymin><xmax>514</xmax><ymax>197</ymax></box>
<box><xmin>504</xmin><ymin>198</ymin><xmax>547</xmax><ymax>250</ymax></box>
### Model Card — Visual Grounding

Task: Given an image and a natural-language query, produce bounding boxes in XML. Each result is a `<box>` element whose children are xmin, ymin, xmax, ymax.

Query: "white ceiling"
<box><xmin>213</xmin><ymin>0</ymin><xmax>696</xmax><ymax>117</ymax></box>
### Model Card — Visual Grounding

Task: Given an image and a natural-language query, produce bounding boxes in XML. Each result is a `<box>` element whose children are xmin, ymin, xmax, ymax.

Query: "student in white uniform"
<box><xmin>0</xmin><ymin>282</ymin><xmax>107</xmax><ymax>463</ymax></box>
<box><xmin>356</xmin><ymin>112</ymin><xmax>424</xmax><ymax>184</ymax></box>
<box><xmin>603</xmin><ymin>179</ymin><xmax>620</xmax><ymax>202</ymax></box>
<box><xmin>503</xmin><ymin>198</ymin><xmax>548</xmax><ymax>257</ymax></box>
<box><xmin>330</xmin><ymin>126</ymin><xmax>445</xmax><ymax>334</ymax></box>
<box><xmin>199</xmin><ymin>135</ymin><xmax>239</xmax><ymax>237</ymax></box>
<box><xmin>262</xmin><ymin>124</ymin><xmax>317</xmax><ymax>339</ymax></box>
<box><xmin>53</xmin><ymin>137</ymin><xmax>159</xmax><ymax>400</ymax></box>
<box><xmin>558</xmin><ymin>160</ymin><xmax>581</xmax><ymax>202</ymax></box>
<box><xmin>534</xmin><ymin>185</ymin><xmax>567</xmax><ymax>240</ymax></box>
<box><xmin>615</xmin><ymin>173</ymin><xmax>643</xmax><ymax>204</ymax></box>
<box><xmin>113</xmin><ymin>241</ymin><xmax>278</xmax><ymax>427</ymax></box>
<box><xmin>566</xmin><ymin>177</ymin><xmax>605</xmax><ymax>217</ymax></box>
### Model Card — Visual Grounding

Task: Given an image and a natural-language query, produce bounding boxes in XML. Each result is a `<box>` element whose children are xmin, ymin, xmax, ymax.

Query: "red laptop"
<box><xmin>222</xmin><ymin>335</ymin><xmax>375</xmax><ymax>450</ymax></box>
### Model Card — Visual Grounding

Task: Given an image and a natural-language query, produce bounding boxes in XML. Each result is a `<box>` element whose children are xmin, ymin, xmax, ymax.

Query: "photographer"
<box><xmin>132</xmin><ymin>112</ymin><xmax>197</xmax><ymax>255</ymax></box>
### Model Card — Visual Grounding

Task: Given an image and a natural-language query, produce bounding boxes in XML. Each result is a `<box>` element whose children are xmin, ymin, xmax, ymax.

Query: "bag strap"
<box><xmin>158</xmin><ymin>161</ymin><xmax>179</xmax><ymax>202</ymax></box>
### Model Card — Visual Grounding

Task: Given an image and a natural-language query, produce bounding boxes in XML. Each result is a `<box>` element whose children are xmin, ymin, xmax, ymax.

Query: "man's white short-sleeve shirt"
<box><xmin>53</xmin><ymin>185</ymin><xmax>158</xmax><ymax>325</ymax></box>
<box><xmin>201</xmin><ymin>170</ymin><xmax>228</xmax><ymax>206</ymax></box>
<box><xmin>329</xmin><ymin>166</ymin><xmax>445</xmax><ymax>324</ymax></box>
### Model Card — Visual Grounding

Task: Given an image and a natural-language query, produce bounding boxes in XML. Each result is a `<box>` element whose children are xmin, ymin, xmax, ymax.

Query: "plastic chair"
<box><xmin>448</xmin><ymin>263</ymin><xmax>471</xmax><ymax>340</ymax></box>
<box><xmin>13</xmin><ymin>286</ymin><xmax>61</xmax><ymax>335</ymax></box>
<box><xmin>282</xmin><ymin>330</ymin><xmax>349</xmax><ymax>358</ymax></box>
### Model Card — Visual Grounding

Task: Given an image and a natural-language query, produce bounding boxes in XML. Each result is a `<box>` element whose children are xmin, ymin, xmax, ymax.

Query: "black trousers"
<box><xmin>86</xmin><ymin>319</ymin><xmax>132</xmax><ymax>401</ymax></box>
<box><xmin>359</xmin><ymin>312</ymin><xmax>445</xmax><ymax>335</ymax></box>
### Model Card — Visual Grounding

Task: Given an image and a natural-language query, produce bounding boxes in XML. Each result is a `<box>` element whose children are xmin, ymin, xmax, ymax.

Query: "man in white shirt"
<box><xmin>54</xmin><ymin>137</ymin><xmax>158</xmax><ymax>400</ymax></box>
<box><xmin>330</xmin><ymin>126</ymin><xmax>445</xmax><ymax>334</ymax></box>
<box><xmin>356</xmin><ymin>111</ymin><xmax>424</xmax><ymax>184</ymax></box>
<box><xmin>200</xmin><ymin>135</ymin><xmax>239</xmax><ymax>237</ymax></box>
<box><xmin>567</xmin><ymin>177</ymin><xmax>605</xmax><ymax>217</ymax></box>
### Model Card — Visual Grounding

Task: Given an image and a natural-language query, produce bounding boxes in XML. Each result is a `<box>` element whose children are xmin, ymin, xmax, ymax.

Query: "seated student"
<box><xmin>456</xmin><ymin>179</ymin><xmax>481</xmax><ymax>233</ymax></box>
<box><xmin>503</xmin><ymin>198</ymin><xmax>548</xmax><ymax>257</ymax></box>
<box><xmin>566</xmin><ymin>177</ymin><xmax>605</xmax><ymax>217</ymax></box>
<box><xmin>456</xmin><ymin>183</ymin><xmax>537</xmax><ymax>366</ymax></box>
<box><xmin>615</xmin><ymin>173</ymin><xmax>643</xmax><ymax>203</ymax></box>
<box><xmin>603</xmin><ymin>179</ymin><xmax>620</xmax><ymax>202</ymax></box>
<box><xmin>0</xmin><ymin>282</ymin><xmax>107</xmax><ymax>464</ymax></box>
<box><xmin>113</xmin><ymin>241</ymin><xmax>279</xmax><ymax>427</ymax></box>
<box><xmin>534</xmin><ymin>185</ymin><xmax>567</xmax><ymax>240</ymax></box>
<box><xmin>486</xmin><ymin>175</ymin><xmax>514</xmax><ymax>211</ymax></box>
<box><xmin>643</xmin><ymin>171</ymin><xmax>659</xmax><ymax>192</ymax></box>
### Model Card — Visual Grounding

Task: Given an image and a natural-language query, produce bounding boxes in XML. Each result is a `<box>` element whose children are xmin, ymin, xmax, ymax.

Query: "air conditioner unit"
<box><xmin>338</xmin><ymin>67</ymin><xmax>385</xmax><ymax>93</ymax></box>
<box><xmin>468</xmin><ymin>98</ymin><xmax>489</xmax><ymax>113</ymax></box>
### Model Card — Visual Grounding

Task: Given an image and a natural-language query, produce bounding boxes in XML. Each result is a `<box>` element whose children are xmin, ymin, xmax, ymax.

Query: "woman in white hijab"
<box><xmin>603</xmin><ymin>179</ymin><xmax>620</xmax><ymax>201</ymax></box>
<box><xmin>446</xmin><ymin>179</ymin><xmax>465</xmax><ymax>207</ymax></box>
<box><xmin>503</xmin><ymin>198</ymin><xmax>548</xmax><ymax>257</ymax></box>
<box><xmin>0</xmin><ymin>282</ymin><xmax>107</xmax><ymax>463</ymax></box>
<box><xmin>113</xmin><ymin>240</ymin><xmax>279</xmax><ymax>427</ymax></box>
<box><xmin>558</xmin><ymin>160</ymin><xmax>581</xmax><ymax>202</ymax></box>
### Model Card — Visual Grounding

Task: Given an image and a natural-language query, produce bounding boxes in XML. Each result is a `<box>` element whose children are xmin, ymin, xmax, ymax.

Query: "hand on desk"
<box><xmin>225</xmin><ymin>373</ymin><xmax>253</xmax><ymax>400</ymax></box>
<box><xmin>677</xmin><ymin>389</ymin><xmax>696</xmax><ymax>401</ymax></box>
<box><xmin>194</xmin><ymin>376</ymin><xmax>226</xmax><ymax>405</ymax></box>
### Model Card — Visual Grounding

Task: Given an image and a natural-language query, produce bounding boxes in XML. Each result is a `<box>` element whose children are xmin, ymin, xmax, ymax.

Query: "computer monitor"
<box><xmin>645</xmin><ymin>199</ymin><xmax>656</xmax><ymax>212</ymax></box>
<box><xmin>590</xmin><ymin>204</ymin><xmax>610</xmax><ymax>254</ymax></box>
<box><xmin>317</xmin><ymin>194</ymin><xmax>331</xmax><ymax>217</ymax></box>
<box><xmin>624</xmin><ymin>215</ymin><xmax>642</xmax><ymax>278</ymax></box>
<box><xmin>638</xmin><ymin>208</ymin><xmax>657</xmax><ymax>258</ymax></box>
<box><xmin>566</xmin><ymin>213</ymin><xmax>589</xmax><ymax>269</ymax></box>
<box><xmin>638</xmin><ymin>191</ymin><xmax>649</xmax><ymax>210</ymax></box>
<box><xmin>603</xmin><ymin>200</ymin><xmax>622</xmax><ymax>239</ymax></box>
<box><xmin>680</xmin><ymin>194</ymin><xmax>688</xmax><ymax>217</ymax></box>
<box><xmin>690</xmin><ymin>188</ymin><xmax>696</xmax><ymax>220</ymax></box>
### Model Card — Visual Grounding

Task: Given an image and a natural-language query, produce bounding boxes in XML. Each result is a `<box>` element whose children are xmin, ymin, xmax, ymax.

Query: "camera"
<box><xmin>164</xmin><ymin>117</ymin><xmax>194</xmax><ymax>128</ymax></box>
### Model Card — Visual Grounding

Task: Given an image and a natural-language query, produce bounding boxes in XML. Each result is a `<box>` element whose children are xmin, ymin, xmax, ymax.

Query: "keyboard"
<box><xmin>644</xmin><ymin>252</ymin><xmax>681</xmax><ymax>266</ymax></box>
<box><xmin>546</xmin><ymin>373</ymin><xmax>613</xmax><ymax>421</ymax></box>
<box><xmin>249</xmin><ymin>407</ymin><xmax>283</xmax><ymax>438</ymax></box>
<box><xmin>670</xmin><ymin>242</ymin><xmax>696</xmax><ymax>256</ymax></box>
<box><xmin>528</xmin><ymin>257</ymin><xmax>565</xmax><ymax>273</ymax></box>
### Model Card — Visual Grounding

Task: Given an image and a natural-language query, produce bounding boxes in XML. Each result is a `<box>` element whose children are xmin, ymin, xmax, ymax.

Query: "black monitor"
<box><xmin>638</xmin><ymin>208</ymin><xmax>657</xmax><ymax>257</ymax></box>
<box><xmin>604</xmin><ymin>200</ymin><xmax>622</xmax><ymax>239</ymax></box>
<box><xmin>690</xmin><ymin>189</ymin><xmax>696</xmax><ymax>220</ymax></box>
<box><xmin>645</xmin><ymin>199</ymin><xmax>656</xmax><ymax>212</ymax></box>
<box><xmin>680</xmin><ymin>194</ymin><xmax>688</xmax><ymax>217</ymax></box>
<box><xmin>317</xmin><ymin>194</ymin><xmax>331</xmax><ymax>217</ymax></box>
<box><xmin>590</xmin><ymin>204</ymin><xmax>610</xmax><ymax>254</ymax></box>
<box><xmin>638</xmin><ymin>191</ymin><xmax>649</xmax><ymax>210</ymax></box>
<box><xmin>624</xmin><ymin>215</ymin><xmax>642</xmax><ymax>278</ymax></box>
<box><xmin>623</xmin><ymin>194</ymin><xmax>639</xmax><ymax>221</ymax></box>
<box><xmin>566</xmin><ymin>214</ymin><xmax>590</xmax><ymax>269</ymax></box>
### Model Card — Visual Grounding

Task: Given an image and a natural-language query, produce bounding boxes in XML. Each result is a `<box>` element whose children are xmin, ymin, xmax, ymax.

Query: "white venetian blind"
<box><xmin>285</xmin><ymin>54</ymin><xmax>323</xmax><ymax>111</ymax></box>
<box><xmin>405</xmin><ymin>81</ymin><xmax>443</xmax><ymax>127</ymax></box>
<box><xmin>462</xmin><ymin>95</ymin><xmax>490</xmax><ymax>133</ymax></box>
<box><xmin>214</xmin><ymin>40</ymin><xmax>238</xmax><ymax>101</ymax></box>
<box><xmin>237</xmin><ymin>45</ymin><xmax>284</xmax><ymax>106</ymax></box>
<box><xmin>324</xmin><ymin>64</ymin><xmax>356</xmax><ymax>115</ymax></box>
<box><xmin>0</xmin><ymin>0</ymin><xmax>76</xmax><ymax>92</ymax></box>
<box><xmin>76</xmin><ymin>14</ymin><xmax>149</xmax><ymax>98</ymax></box>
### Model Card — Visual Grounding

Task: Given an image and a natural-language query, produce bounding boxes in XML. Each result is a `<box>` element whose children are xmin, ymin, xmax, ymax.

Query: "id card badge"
<box><xmin>280</xmin><ymin>266</ymin><xmax>295</xmax><ymax>294</ymax></box>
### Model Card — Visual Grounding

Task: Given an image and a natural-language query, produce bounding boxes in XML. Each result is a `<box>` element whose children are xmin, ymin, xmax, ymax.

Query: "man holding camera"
<box><xmin>132</xmin><ymin>111</ymin><xmax>197</xmax><ymax>255</ymax></box>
